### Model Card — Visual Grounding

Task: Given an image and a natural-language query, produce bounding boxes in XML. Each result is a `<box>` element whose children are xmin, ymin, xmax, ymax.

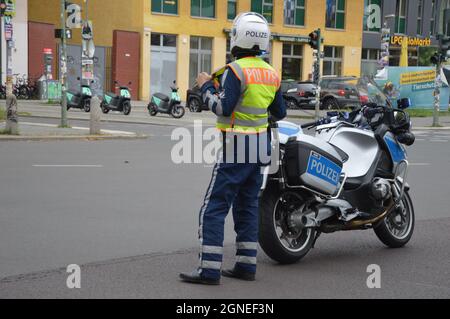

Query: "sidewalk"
<box><xmin>8</xmin><ymin>99</ymin><xmax>450</xmax><ymax>130</ymax></box>
<box><xmin>0</xmin><ymin>121</ymin><xmax>147</xmax><ymax>141</ymax></box>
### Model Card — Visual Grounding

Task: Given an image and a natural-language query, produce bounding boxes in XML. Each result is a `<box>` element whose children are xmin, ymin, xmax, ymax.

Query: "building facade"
<box><xmin>362</xmin><ymin>0</ymin><xmax>450</xmax><ymax>76</ymax></box>
<box><xmin>28</xmin><ymin>0</ymin><xmax>365</xmax><ymax>100</ymax></box>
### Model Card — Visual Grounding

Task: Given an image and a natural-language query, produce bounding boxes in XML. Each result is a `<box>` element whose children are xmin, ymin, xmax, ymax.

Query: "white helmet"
<box><xmin>230</xmin><ymin>12</ymin><xmax>270</xmax><ymax>55</ymax></box>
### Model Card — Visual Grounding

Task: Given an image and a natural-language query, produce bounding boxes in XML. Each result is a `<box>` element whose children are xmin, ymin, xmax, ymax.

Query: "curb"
<box><xmin>413</xmin><ymin>127</ymin><xmax>450</xmax><ymax>130</ymax></box>
<box><xmin>0</xmin><ymin>134</ymin><xmax>148</xmax><ymax>142</ymax></box>
<box><xmin>19</xmin><ymin>115</ymin><xmax>208</xmax><ymax>128</ymax></box>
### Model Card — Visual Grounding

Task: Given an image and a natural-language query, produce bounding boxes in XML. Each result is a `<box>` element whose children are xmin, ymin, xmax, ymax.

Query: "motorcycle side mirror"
<box><xmin>397</xmin><ymin>98</ymin><xmax>411</xmax><ymax>110</ymax></box>
<box><xmin>114</xmin><ymin>81</ymin><xmax>118</xmax><ymax>84</ymax></box>
<box><xmin>129</xmin><ymin>81</ymin><xmax>132</xmax><ymax>85</ymax></box>
<box><xmin>173</xmin><ymin>80</ymin><xmax>176</xmax><ymax>84</ymax></box>
<box><xmin>77</xmin><ymin>77</ymin><xmax>81</xmax><ymax>81</ymax></box>
<box><xmin>91</xmin><ymin>80</ymin><xmax>95</xmax><ymax>84</ymax></box>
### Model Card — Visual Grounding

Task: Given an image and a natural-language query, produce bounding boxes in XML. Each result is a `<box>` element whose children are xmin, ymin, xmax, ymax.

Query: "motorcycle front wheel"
<box><xmin>259</xmin><ymin>183</ymin><xmax>316</xmax><ymax>264</ymax></box>
<box><xmin>83</xmin><ymin>99</ymin><xmax>91</xmax><ymax>113</ymax></box>
<box><xmin>122</xmin><ymin>101</ymin><xmax>131</xmax><ymax>116</ymax></box>
<box><xmin>171</xmin><ymin>105</ymin><xmax>185</xmax><ymax>119</ymax></box>
<box><xmin>374</xmin><ymin>191</ymin><xmax>414</xmax><ymax>248</ymax></box>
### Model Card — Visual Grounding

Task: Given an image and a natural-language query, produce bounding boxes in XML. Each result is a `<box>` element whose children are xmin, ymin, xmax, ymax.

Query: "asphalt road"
<box><xmin>0</xmin><ymin>116</ymin><xmax>449</xmax><ymax>298</ymax></box>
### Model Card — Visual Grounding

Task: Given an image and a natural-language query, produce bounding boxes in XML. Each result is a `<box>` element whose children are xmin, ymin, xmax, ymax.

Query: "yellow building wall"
<box><xmin>28</xmin><ymin>0</ymin><xmax>143</xmax><ymax>47</ymax></box>
<box><xmin>30</xmin><ymin>0</ymin><xmax>364</xmax><ymax>100</ymax></box>
<box><xmin>144</xmin><ymin>0</ymin><xmax>364</xmax><ymax>98</ymax></box>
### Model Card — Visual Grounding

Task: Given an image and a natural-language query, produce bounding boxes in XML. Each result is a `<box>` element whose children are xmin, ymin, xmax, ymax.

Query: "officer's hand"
<box><xmin>197</xmin><ymin>72</ymin><xmax>212</xmax><ymax>88</ymax></box>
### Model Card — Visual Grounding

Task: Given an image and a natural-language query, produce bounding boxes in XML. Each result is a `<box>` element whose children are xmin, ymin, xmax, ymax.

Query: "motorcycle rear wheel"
<box><xmin>148</xmin><ymin>103</ymin><xmax>158</xmax><ymax>116</ymax></box>
<box><xmin>101</xmin><ymin>102</ymin><xmax>110</xmax><ymax>114</ymax></box>
<box><xmin>259</xmin><ymin>183</ymin><xmax>316</xmax><ymax>264</ymax></box>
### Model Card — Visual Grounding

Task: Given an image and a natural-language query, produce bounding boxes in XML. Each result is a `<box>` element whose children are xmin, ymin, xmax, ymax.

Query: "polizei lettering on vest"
<box><xmin>246</xmin><ymin>30</ymin><xmax>268</xmax><ymax>38</ymax></box>
<box><xmin>310</xmin><ymin>157</ymin><xmax>339</xmax><ymax>184</ymax></box>
<box><xmin>244</xmin><ymin>68</ymin><xmax>279</xmax><ymax>86</ymax></box>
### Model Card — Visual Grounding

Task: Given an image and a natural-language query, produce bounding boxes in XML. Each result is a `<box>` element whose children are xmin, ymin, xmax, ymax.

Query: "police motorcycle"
<box><xmin>259</xmin><ymin>77</ymin><xmax>415</xmax><ymax>264</ymax></box>
<box><xmin>101</xmin><ymin>81</ymin><xmax>132</xmax><ymax>115</ymax></box>
<box><xmin>148</xmin><ymin>81</ymin><xmax>185</xmax><ymax>119</ymax></box>
<box><xmin>66</xmin><ymin>77</ymin><xmax>93</xmax><ymax>113</ymax></box>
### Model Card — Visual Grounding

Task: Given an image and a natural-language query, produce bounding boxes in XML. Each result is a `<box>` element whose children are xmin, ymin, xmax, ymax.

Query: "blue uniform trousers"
<box><xmin>198</xmin><ymin>161</ymin><xmax>263</xmax><ymax>280</ymax></box>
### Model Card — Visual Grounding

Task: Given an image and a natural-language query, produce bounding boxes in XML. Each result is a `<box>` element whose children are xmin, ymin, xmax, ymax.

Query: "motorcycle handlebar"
<box><xmin>301</xmin><ymin>118</ymin><xmax>333</xmax><ymax>129</ymax></box>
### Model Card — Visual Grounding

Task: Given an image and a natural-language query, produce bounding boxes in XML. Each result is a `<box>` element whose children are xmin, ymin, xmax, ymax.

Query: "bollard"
<box><xmin>90</xmin><ymin>96</ymin><xmax>102</xmax><ymax>135</ymax></box>
<box><xmin>5</xmin><ymin>94</ymin><xmax>19</xmax><ymax>135</ymax></box>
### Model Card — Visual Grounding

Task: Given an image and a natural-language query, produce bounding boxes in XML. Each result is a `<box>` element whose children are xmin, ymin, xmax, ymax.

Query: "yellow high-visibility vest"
<box><xmin>216</xmin><ymin>57</ymin><xmax>280</xmax><ymax>134</ymax></box>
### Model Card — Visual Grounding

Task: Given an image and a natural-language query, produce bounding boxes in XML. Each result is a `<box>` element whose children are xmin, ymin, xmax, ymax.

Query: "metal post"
<box><xmin>60</xmin><ymin>0</ymin><xmax>68</xmax><ymax>127</ymax></box>
<box><xmin>314</xmin><ymin>29</ymin><xmax>322</xmax><ymax>121</ymax></box>
<box><xmin>433</xmin><ymin>60</ymin><xmax>441</xmax><ymax>127</ymax></box>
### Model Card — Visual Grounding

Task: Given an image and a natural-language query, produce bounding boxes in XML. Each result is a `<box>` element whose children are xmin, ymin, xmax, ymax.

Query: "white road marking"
<box><xmin>409</xmin><ymin>163</ymin><xmax>431</xmax><ymax>166</ymax></box>
<box><xmin>33</xmin><ymin>165</ymin><xmax>103</xmax><ymax>168</ymax></box>
<box><xmin>430</xmin><ymin>139</ymin><xmax>448</xmax><ymax>143</ymax></box>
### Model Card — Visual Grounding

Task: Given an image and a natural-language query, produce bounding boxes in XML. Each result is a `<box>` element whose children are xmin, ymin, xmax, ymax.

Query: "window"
<box><xmin>323</xmin><ymin>46</ymin><xmax>343</xmax><ymax>76</ymax></box>
<box><xmin>151</xmin><ymin>33</ymin><xmax>177</xmax><ymax>95</ymax></box>
<box><xmin>251</xmin><ymin>0</ymin><xmax>273</xmax><ymax>23</ymax></box>
<box><xmin>191</xmin><ymin>0</ymin><xmax>215</xmax><ymax>18</ymax></box>
<box><xmin>152</xmin><ymin>0</ymin><xmax>178</xmax><ymax>15</ymax></box>
<box><xmin>417</xmin><ymin>0</ymin><xmax>423</xmax><ymax>35</ymax></box>
<box><xmin>361</xmin><ymin>48</ymin><xmax>380</xmax><ymax>76</ymax></box>
<box><xmin>363</xmin><ymin>0</ymin><xmax>381</xmax><ymax>32</ymax></box>
<box><xmin>395</xmin><ymin>0</ymin><xmax>407</xmax><ymax>34</ymax></box>
<box><xmin>284</xmin><ymin>0</ymin><xmax>305</xmax><ymax>26</ymax></box>
<box><xmin>282</xmin><ymin>43</ymin><xmax>303</xmax><ymax>81</ymax></box>
<box><xmin>189</xmin><ymin>37</ymin><xmax>213</xmax><ymax>88</ymax></box>
<box><xmin>430</xmin><ymin>0</ymin><xmax>436</xmax><ymax>36</ymax></box>
<box><xmin>226</xmin><ymin>38</ymin><xmax>233</xmax><ymax>64</ymax></box>
<box><xmin>325</xmin><ymin>0</ymin><xmax>345</xmax><ymax>29</ymax></box>
<box><xmin>228</xmin><ymin>0</ymin><xmax>237</xmax><ymax>20</ymax></box>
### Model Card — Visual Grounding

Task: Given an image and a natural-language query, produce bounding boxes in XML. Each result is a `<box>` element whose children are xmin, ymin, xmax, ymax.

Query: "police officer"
<box><xmin>180</xmin><ymin>12</ymin><xmax>286</xmax><ymax>285</ymax></box>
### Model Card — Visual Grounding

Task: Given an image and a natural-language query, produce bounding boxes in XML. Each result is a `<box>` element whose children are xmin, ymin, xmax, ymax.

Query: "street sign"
<box><xmin>0</xmin><ymin>0</ymin><xmax>15</xmax><ymax>17</ymax></box>
<box><xmin>4</xmin><ymin>16</ymin><xmax>13</xmax><ymax>40</ymax></box>
<box><xmin>82</xmin><ymin>21</ymin><xmax>95</xmax><ymax>58</ymax></box>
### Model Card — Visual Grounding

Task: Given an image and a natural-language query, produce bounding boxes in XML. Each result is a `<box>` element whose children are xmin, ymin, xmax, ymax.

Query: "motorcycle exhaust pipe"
<box><xmin>294</xmin><ymin>206</ymin><xmax>336</xmax><ymax>229</ymax></box>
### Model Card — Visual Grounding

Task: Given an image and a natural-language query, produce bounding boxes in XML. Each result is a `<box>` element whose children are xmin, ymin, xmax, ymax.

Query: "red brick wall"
<box><xmin>112</xmin><ymin>30</ymin><xmax>140</xmax><ymax>99</ymax></box>
<box><xmin>28</xmin><ymin>22</ymin><xmax>56</xmax><ymax>80</ymax></box>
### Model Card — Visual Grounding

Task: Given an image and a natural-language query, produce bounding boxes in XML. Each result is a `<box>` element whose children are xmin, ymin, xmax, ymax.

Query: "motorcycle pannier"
<box><xmin>284</xmin><ymin>136</ymin><xmax>344</xmax><ymax>196</ymax></box>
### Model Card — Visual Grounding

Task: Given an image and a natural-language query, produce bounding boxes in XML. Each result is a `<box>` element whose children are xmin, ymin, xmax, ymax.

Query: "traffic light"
<box><xmin>430</xmin><ymin>52</ymin><xmax>446</xmax><ymax>65</ymax></box>
<box><xmin>440</xmin><ymin>35</ymin><xmax>450</xmax><ymax>59</ymax></box>
<box><xmin>308</xmin><ymin>30</ymin><xmax>321</xmax><ymax>50</ymax></box>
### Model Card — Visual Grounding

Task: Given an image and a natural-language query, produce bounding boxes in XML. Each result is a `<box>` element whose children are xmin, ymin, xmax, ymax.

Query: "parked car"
<box><xmin>319</xmin><ymin>76</ymin><xmax>363</xmax><ymax>110</ymax></box>
<box><xmin>186</xmin><ymin>86</ymin><xmax>209</xmax><ymax>112</ymax></box>
<box><xmin>281</xmin><ymin>80</ymin><xmax>318</xmax><ymax>109</ymax></box>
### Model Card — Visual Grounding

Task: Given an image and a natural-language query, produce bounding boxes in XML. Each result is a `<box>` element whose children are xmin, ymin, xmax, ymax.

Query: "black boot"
<box><xmin>179</xmin><ymin>271</ymin><xmax>220</xmax><ymax>285</ymax></box>
<box><xmin>222</xmin><ymin>267</ymin><xmax>255</xmax><ymax>281</ymax></box>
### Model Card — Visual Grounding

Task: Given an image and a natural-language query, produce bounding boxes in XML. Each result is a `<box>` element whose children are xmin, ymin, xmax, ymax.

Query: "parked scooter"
<box><xmin>101</xmin><ymin>81</ymin><xmax>132</xmax><ymax>115</ymax></box>
<box><xmin>148</xmin><ymin>81</ymin><xmax>185</xmax><ymax>119</ymax></box>
<box><xmin>66</xmin><ymin>77</ymin><xmax>93</xmax><ymax>112</ymax></box>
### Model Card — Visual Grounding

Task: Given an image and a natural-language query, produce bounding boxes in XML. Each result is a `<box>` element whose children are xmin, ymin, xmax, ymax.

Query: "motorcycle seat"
<box><xmin>154</xmin><ymin>93</ymin><xmax>170</xmax><ymax>103</ymax></box>
<box><xmin>68</xmin><ymin>90</ymin><xmax>82</xmax><ymax>97</ymax></box>
<box><xmin>106</xmin><ymin>92</ymin><xmax>118</xmax><ymax>99</ymax></box>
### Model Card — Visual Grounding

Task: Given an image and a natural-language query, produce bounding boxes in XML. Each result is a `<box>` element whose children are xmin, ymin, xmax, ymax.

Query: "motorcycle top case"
<box><xmin>284</xmin><ymin>135</ymin><xmax>344</xmax><ymax>195</ymax></box>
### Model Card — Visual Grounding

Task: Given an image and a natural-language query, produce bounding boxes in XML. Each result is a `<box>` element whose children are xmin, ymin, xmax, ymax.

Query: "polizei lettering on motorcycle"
<box><xmin>307</xmin><ymin>152</ymin><xmax>340</xmax><ymax>186</ymax></box>
<box><xmin>246</xmin><ymin>30</ymin><xmax>268</xmax><ymax>38</ymax></box>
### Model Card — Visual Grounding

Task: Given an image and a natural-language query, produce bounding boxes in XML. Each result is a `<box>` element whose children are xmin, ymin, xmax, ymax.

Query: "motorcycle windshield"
<box><xmin>356</xmin><ymin>77</ymin><xmax>392</xmax><ymax>109</ymax></box>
